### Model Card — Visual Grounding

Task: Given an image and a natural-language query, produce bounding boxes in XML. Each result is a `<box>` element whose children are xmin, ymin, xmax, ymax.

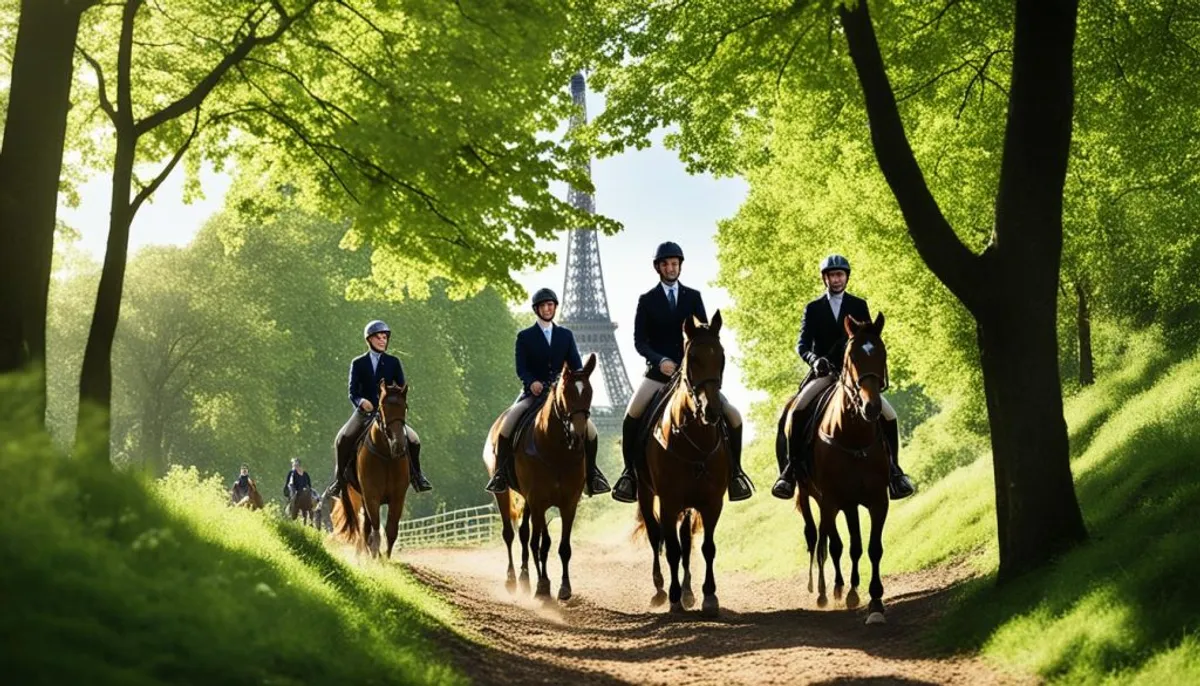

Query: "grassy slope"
<box><xmin>0</xmin><ymin>376</ymin><xmax>465</xmax><ymax>686</ymax></box>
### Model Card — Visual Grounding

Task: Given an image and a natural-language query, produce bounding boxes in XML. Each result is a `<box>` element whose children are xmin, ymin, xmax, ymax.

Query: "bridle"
<box><xmin>668</xmin><ymin>336</ymin><xmax>727</xmax><ymax>466</ymax></box>
<box><xmin>551</xmin><ymin>379</ymin><xmax>591</xmax><ymax>452</ymax></box>
<box><xmin>368</xmin><ymin>393</ymin><xmax>409</xmax><ymax>460</ymax></box>
<box><xmin>838</xmin><ymin>336</ymin><xmax>889</xmax><ymax>418</ymax></box>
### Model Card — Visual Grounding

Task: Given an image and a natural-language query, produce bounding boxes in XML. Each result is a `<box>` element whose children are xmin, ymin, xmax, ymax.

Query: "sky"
<box><xmin>59</xmin><ymin>83</ymin><xmax>770</xmax><ymax>438</ymax></box>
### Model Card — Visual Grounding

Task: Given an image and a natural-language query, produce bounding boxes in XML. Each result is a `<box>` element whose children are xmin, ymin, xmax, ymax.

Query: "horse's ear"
<box><xmin>582</xmin><ymin>352</ymin><xmax>597</xmax><ymax>377</ymax></box>
<box><xmin>710</xmin><ymin>310</ymin><xmax>723</xmax><ymax>336</ymax></box>
<box><xmin>561</xmin><ymin>359</ymin><xmax>573</xmax><ymax>378</ymax></box>
<box><xmin>874</xmin><ymin>312</ymin><xmax>885</xmax><ymax>335</ymax></box>
<box><xmin>843</xmin><ymin>315</ymin><xmax>860</xmax><ymax>338</ymax></box>
<box><xmin>379</xmin><ymin>378</ymin><xmax>387</xmax><ymax>394</ymax></box>
<box><xmin>684</xmin><ymin>315</ymin><xmax>700</xmax><ymax>339</ymax></box>
<box><xmin>399</xmin><ymin>383</ymin><xmax>408</xmax><ymax>395</ymax></box>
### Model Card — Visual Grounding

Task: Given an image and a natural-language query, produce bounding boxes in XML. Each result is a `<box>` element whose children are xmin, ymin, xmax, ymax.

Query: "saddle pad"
<box><xmin>638</xmin><ymin>374</ymin><xmax>682</xmax><ymax>454</ymax></box>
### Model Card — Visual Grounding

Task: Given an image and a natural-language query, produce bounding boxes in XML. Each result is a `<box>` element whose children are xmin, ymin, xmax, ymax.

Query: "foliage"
<box><xmin>47</xmin><ymin>208</ymin><xmax>520</xmax><ymax>515</ymax></box>
<box><xmin>0</xmin><ymin>372</ymin><xmax>465</xmax><ymax>685</ymax></box>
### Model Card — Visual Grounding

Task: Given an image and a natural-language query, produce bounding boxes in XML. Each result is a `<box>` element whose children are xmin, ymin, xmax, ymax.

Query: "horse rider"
<box><xmin>284</xmin><ymin>457</ymin><xmax>312</xmax><ymax>499</ymax></box>
<box><xmin>231</xmin><ymin>463</ymin><xmax>252</xmax><ymax>501</ymax></box>
<box><xmin>325</xmin><ymin>319</ymin><xmax>432</xmax><ymax>500</ymax></box>
<box><xmin>485</xmin><ymin>288</ymin><xmax>611</xmax><ymax>496</ymax></box>
<box><xmin>610</xmin><ymin>241</ymin><xmax>754</xmax><ymax>504</ymax></box>
<box><xmin>771</xmin><ymin>254</ymin><xmax>916</xmax><ymax>501</ymax></box>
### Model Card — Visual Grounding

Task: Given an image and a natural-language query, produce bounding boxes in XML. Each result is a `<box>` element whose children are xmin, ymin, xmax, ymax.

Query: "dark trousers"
<box><xmin>333</xmin><ymin>409</ymin><xmax>371</xmax><ymax>483</ymax></box>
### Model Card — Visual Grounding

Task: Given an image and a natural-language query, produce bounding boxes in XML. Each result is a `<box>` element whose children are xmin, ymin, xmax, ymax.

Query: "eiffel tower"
<box><xmin>559</xmin><ymin>72</ymin><xmax>632</xmax><ymax>433</ymax></box>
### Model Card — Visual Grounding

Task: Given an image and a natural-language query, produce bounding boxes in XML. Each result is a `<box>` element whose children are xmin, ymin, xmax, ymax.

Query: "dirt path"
<box><xmin>403</xmin><ymin>529</ymin><xmax>1031</xmax><ymax>686</ymax></box>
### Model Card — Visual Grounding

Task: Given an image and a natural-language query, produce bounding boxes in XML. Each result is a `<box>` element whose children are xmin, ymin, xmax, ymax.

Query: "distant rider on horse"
<box><xmin>610</xmin><ymin>241</ymin><xmax>754</xmax><ymax>503</ymax></box>
<box><xmin>231</xmin><ymin>463</ymin><xmax>252</xmax><ymax>502</ymax></box>
<box><xmin>326</xmin><ymin>320</ymin><xmax>432</xmax><ymax>500</ymax></box>
<box><xmin>485</xmin><ymin>288</ymin><xmax>611</xmax><ymax>496</ymax></box>
<box><xmin>284</xmin><ymin>457</ymin><xmax>312</xmax><ymax>499</ymax></box>
<box><xmin>771</xmin><ymin>254</ymin><xmax>915</xmax><ymax>500</ymax></box>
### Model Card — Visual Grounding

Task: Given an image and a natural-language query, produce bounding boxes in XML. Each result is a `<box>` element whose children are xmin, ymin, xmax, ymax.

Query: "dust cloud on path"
<box><xmin>402</xmin><ymin>527</ymin><xmax>1031</xmax><ymax>685</ymax></box>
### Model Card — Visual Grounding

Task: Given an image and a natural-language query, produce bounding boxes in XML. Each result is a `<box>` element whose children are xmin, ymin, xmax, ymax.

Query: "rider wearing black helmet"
<box><xmin>771</xmin><ymin>254</ymin><xmax>915</xmax><ymax>500</ymax></box>
<box><xmin>610</xmin><ymin>241</ymin><xmax>754</xmax><ymax>503</ymax></box>
<box><xmin>326</xmin><ymin>319</ymin><xmax>432</xmax><ymax>501</ymax></box>
<box><xmin>485</xmin><ymin>288</ymin><xmax>611</xmax><ymax>496</ymax></box>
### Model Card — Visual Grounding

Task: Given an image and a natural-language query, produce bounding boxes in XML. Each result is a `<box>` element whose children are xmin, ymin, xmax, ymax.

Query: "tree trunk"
<box><xmin>839</xmin><ymin>0</ymin><xmax>1087</xmax><ymax>581</ymax></box>
<box><xmin>977</xmin><ymin>286</ymin><xmax>1087</xmax><ymax>581</ymax></box>
<box><xmin>1075</xmin><ymin>280</ymin><xmax>1094</xmax><ymax>386</ymax></box>
<box><xmin>0</xmin><ymin>0</ymin><xmax>92</xmax><ymax>417</ymax></box>
<box><xmin>76</xmin><ymin>137</ymin><xmax>136</xmax><ymax>459</ymax></box>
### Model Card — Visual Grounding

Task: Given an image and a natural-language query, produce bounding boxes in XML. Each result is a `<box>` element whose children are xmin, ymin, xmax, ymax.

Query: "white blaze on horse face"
<box><xmin>575</xmin><ymin>380</ymin><xmax>585</xmax><ymax>396</ymax></box>
<box><xmin>862</xmin><ymin>341</ymin><xmax>875</xmax><ymax>356</ymax></box>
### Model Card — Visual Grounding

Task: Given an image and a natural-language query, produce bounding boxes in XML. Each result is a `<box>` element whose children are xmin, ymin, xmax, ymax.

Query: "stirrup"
<box><xmin>485</xmin><ymin>472</ymin><xmax>508</xmax><ymax>494</ymax></box>
<box><xmin>611</xmin><ymin>472</ymin><xmax>637</xmax><ymax>503</ymax></box>
<box><xmin>889</xmin><ymin>474</ymin><xmax>915</xmax><ymax>500</ymax></box>
<box><xmin>771</xmin><ymin>476</ymin><xmax>796</xmax><ymax>500</ymax></box>
<box><xmin>585</xmin><ymin>471</ymin><xmax>611</xmax><ymax>497</ymax></box>
<box><xmin>728</xmin><ymin>474</ymin><xmax>753</xmax><ymax>502</ymax></box>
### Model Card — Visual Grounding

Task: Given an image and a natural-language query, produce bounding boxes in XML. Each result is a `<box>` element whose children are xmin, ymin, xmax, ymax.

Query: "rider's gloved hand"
<box><xmin>813</xmin><ymin>357</ymin><xmax>834</xmax><ymax>377</ymax></box>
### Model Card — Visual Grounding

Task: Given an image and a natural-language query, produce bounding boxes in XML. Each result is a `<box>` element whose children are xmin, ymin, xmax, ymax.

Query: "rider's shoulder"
<box><xmin>350</xmin><ymin>351</ymin><xmax>372</xmax><ymax>365</ymax></box>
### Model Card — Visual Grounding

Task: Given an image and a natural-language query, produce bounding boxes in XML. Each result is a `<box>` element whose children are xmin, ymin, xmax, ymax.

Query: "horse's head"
<box><xmin>555</xmin><ymin>353</ymin><xmax>597</xmax><ymax>448</ymax></box>
<box><xmin>377</xmin><ymin>380</ymin><xmax>410</xmax><ymax>458</ymax></box>
<box><xmin>842</xmin><ymin>313</ymin><xmax>889</xmax><ymax>422</ymax></box>
<box><xmin>682</xmin><ymin>311</ymin><xmax>725</xmax><ymax>426</ymax></box>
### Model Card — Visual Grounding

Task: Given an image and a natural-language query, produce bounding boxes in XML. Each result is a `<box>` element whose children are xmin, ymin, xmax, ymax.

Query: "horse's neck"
<box><xmin>827</xmin><ymin>375</ymin><xmax>875</xmax><ymax>438</ymax></box>
<box><xmin>534</xmin><ymin>393</ymin><xmax>559</xmax><ymax>435</ymax></box>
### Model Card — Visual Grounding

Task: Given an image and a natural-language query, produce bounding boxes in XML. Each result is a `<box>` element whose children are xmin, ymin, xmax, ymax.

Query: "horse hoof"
<box><xmin>669</xmin><ymin>601</ymin><xmax>686</xmax><ymax>614</ymax></box>
<box><xmin>866</xmin><ymin>612</ymin><xmax>887</xmax><ymax>625</ymax></box>
<box><xmin>834</xmin><ymin>584</ymin><xmax>844</xmax><ymax>601</ymax></box>
<box><xmin>650</xmin><ymin>590</ymin><xmax>668</xmax><ymax>608</ymax></box>
<box><xmin>558</xmin><ymin>585</ymin><xmax>572</xmax><ymax>602</ymax></box>
<box><xmin>681</xmin><ymin>589</ymin><xmax>696</xmax><ymax>609</ymax></box>
<box><xmin>701</xmin><ymin>596</ymin><xmax>719</xmax><ymax>618</ymax></box>
<box><xmin>535</xmin><ymin>580</ymin><xmax>551</xmax><ymax>597</ymax></box>
<box><xmin>505</xmin><ymin>579</ymin><xmax>517</xmax><ymax>595</ymax></box>
<box><xmin>846</xmin><ymin>589</ymin><xmax>860</xmax><ymax>609</ymax></box>
<box><xmin>817</xmin><ymin>594</ymin><xmax>829</xmax><ymax>609</ymax></box>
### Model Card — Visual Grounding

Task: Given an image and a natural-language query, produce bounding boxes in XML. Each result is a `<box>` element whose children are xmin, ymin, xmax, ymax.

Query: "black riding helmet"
<box><xmin>820</xmin><ymin>254</ymin><xmax>851</xmax><ymax>276</ymax></box>
<box><xmin>531</xmin><ymin>287</ymin><xmax>559</xmax><ymax>311</ymax></box>
<box><xmin>653</xmin><ymin>241</ymin><xmax>685</xmax><ymax>265</ymax></box>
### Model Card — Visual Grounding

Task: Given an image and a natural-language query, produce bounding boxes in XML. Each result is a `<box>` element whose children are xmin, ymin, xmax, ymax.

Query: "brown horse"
<box><xmin>232</xmin><ymin>479</ymin><xmax>264</xmax><ymax>510</ymax></box>
<box><xmin>332</xmin><ymin>380</ymin><xmax>411</xmax><ymax>558</ymax></box>
<box><xmin>485</xmin><ymin>354</ymin><xmax>597</xmax><ymax>600</ymax></box>
<box><xmin>637</xmin><ymin>312</ymin><xmax>728</xmax><ymax>617</ymax></box>
<box><xmin>289</xmin><ymin>487</ymin><xmax>317</xmax><ymax>527</ymax></box>
<box><xmin>790</xmin><ymin>313</ymin><xmax>892</xmax><ymax>624</ymax></box>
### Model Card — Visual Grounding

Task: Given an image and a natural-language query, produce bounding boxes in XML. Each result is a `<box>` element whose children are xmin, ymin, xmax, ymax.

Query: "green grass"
<box><xmin>707</xmin><ymin>332</ymin><xmax>1200</xmax><ymax>683</ymax></box>
<box><xmin>0</xmin><ymin>374</ymin><xmax>465</xmax><ymax>686</ymax></box>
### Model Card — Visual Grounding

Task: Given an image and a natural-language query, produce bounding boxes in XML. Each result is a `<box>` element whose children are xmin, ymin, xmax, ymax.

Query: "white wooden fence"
<box><xmin>395</xmin><ymin>503</ymin><xmax>502</xmax><ymax>548</ymax></box>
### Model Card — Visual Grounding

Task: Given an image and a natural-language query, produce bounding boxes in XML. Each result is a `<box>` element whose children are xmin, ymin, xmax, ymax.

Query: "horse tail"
<box><xmin>682</xmin><ymin>507</ymin><xmax>703</xmax><ymax>535</ymax></box>
<box><xmin>332</xmin><ymin>492</ymin><xmax>360</xmax><ymax>544</ymax></box>
<box><xmin>631</xmin><ymin>496</ymin><xmax>660</xmax><ymax>543</ymax></box>
<box><xmin>507</xmin><ymin>489</ymin><xmax>525</xmax><ymax>522</ymax></box>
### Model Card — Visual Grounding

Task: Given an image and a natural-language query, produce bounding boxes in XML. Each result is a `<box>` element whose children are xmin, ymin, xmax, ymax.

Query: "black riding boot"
<box><xmin>883</xmin><ymin>418</ymin><xmax>915</xmax><ymax>500</ymax></box>
<box><xmin>325</xmin><ymin>435</ymin><xmax>354</xmax><ymax>500</ymax></box>
<box><xmin>486</xmin><ymin>437</ymin><xmax>514</xmax><ymax>494</ymax></box>
<box><xmin>409</xmin><ymin>442</ymin><xmax>432</xmax><ymax>492</ymax></box>
<box><xmin>583</xmin><ymin>435</ymin><xmax>611</xmax><ymax>496</ymax></box>
<box><xmin>726</xmin><ymin>424</ymin><xmax>754</xmax><ymax>501</ymax></box>
<box><xmin>772</xmin><ymin>404</ymin><xmax>815</xmax><ymax>499</ymax></box>
<box><xmin>611</xmin><ymin>415</ymin><xmax>640</xmax><ymax>503</ymax></box>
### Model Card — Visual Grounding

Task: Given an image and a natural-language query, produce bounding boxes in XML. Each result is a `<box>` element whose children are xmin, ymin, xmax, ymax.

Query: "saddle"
<box><xmin>497</xmin><ymin>394</ymin><xmax>549</xmax><ymax>492</ymax></box>
<box><xmin>782</xmin><ymin>374</ymin><xmax>839</xmax><ymax>462</ymax></box>
<box><xmin>639</xmin><ymin>374</ymin><xmax>683</xmax><ymax>454</ymax></box>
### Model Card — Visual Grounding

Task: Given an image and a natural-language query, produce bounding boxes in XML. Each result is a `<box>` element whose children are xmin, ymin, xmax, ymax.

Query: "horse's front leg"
<box><xmin>816</xmin><ymin>498</ymin><xmax>838</xmax><ymax>608</ymax></box>
<box><xmin>798</xmin><ymin>490</ymin><xmax>818</xmax><ymax>594</ymax></box>
<box><xmin>845</xmin><ymin>504</ymin><xmax>863</xmax><ymax>609</ymax></box>
<box><xmin>530</xmin><ymin>506</ymin><xmax>551</xmax><ymax>598</ymax></box>
<box><xmin>557</xmin><ymin>499</ymin><xmax>578</xmax><ymax>602</ymax></box>
<box><xmin>518</xmin><ymin>508</ymin><xmax>531</xmax><ymax>593</ymax></box>
<box><xmin>497</xmin><ymin>492</ymin><xmax>518</xmax><ymax>594</ymax></box>
<box><xmin>679</xmin><ymin>510</ymin><xmax>695</xmax><ymax>609</ymax></box>
<box><xmin>661</xmin><ymin>502</ymin><xmax>685</xmax><ymax>614</ymax></box>
<box><xmin>385</xmin><ymin>496</ymin><xmax>404</xmax><ymax>560</ymax></box>
<box><xmin>866</xmin><ymin>499</ymin><xmax>889</xmax><ymax>625</ymax></box>
<box><xmin>698</xmin><ymin>502</ymin><xmax>722</xmax><ymax>617</ymax></box>
<box><xmin>363</xmin><ymin>495</ymin><xmax>383</xmax><ymax>559</ymax></box>
<box><xmin>830</xmin><ymin>511</ymin><xmax>846</xmax><ymax>601</ymax></box>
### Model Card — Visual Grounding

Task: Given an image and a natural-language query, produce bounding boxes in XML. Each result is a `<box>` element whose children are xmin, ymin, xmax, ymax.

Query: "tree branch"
<box><xmin>838</xmin><ymin>0</ymin><xmax>980</xmax><ymax>309</ymax></box>
<box><xmin>130</xmin><ymin>106</ymin><xmax>201</xmax><ymax>216</ymax></box>
<box><xmin>134</xmin><ymin>0</ymin><xmax>319</xmax><ymax>136</ymax></box>
<box><xmin>77</xmin><ymin>47</ymin><xmax>118</xmax><ymax>125</ymax></box>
